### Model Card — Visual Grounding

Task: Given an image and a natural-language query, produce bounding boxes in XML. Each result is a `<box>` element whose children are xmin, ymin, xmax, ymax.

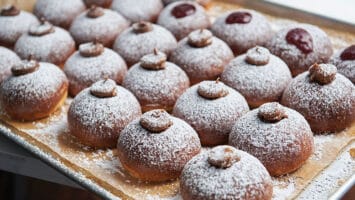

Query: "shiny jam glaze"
<box><xmin>225</xmin><ymin>11</ymin><xmax>252</xmax><ymax>24</ymax></box>
<box><xmin>340</xmin><ymin>45</ymin><xmax>355</xmax><ymax>61</ymax></box>
<box><xmin>286</xmin><ymin>28</ymin><xmax>313</xmax><ymax>54</ymax></box>
<box><xmin>171</xmin><ymin>3</ymin><xmax>196</xmax><ymax>18</ymax></box>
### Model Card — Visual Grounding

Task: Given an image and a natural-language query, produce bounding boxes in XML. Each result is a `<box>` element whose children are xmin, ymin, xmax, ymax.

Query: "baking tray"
<box><xmin>0</xmin><ymin>0</ymin><xmax>354</xmax><ymax>199</ymax></box>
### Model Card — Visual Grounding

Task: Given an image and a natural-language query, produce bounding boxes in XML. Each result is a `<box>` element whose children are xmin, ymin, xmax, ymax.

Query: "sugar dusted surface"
<box><xmin>157</xmin><ymin>1</ymin><xmax>211</xmax><ymax>40</ymax></box>
<box><xmin>64</xmin><ymin>48</ymin><xmax>127</xmax><ymax>95</ymax></box>
<box><xmin>211</xmin><ymin>9</ymin><xmax>273</xmax><ymax>55</ymax></box>
<box><xmin>0</xmin><ymin>11</ymin><xmax>39</xmax><ymax>46</ymax></box>
<box><xmin>169</xmin><ymin>36</ymin><xmax>234</xmax><ymax>82</ymax></box>
<box><xmin>0</xmin><ymin>47</ymin><xmax>21</xmax><ymax>83</ymax></box>
<box><xmin>69</xmin><ymin>9</ymin><xmax>129</xmax><ymax>47</ymax></box>
<box><xmin>14</xmin><ymin>27</ymin><xmax>75</xmax><ymax>65</ymax></box>
<box><xmin>330</xmin><ymin>47</ymin><xmax>355</xmax><ymax>83</ymax></box>
<box><xmin>123</xmin><ymin>62</ymin><xmax>189</xmax><ymax>108</ymax></box>
<box><xmin>113</xmin><ymin>24</ymin><xmax>177</xmax><ymax>66</ymax></box>
<box><xmin>0</xmin><ymin>1</ymin><xmax>355</xmax><ymax>199</ymax></box>
<box><xmin>221</xmin><ymin>53</ymin><xmax>292</xmax><ymax>106</ymax></box>
<box><xmin>111</xmin><ymin>0</ymin><xmax>163</xmax><ymax>23</ymax></box>
<box><xmin>33</xmin><ymin>0</ymin><xmax>86</xmax><ymax>28</ymax></box>
<box><xmin>180</xmin><ymin>148</ymin><xmax>272</xmax><ymax>200</ymax></box>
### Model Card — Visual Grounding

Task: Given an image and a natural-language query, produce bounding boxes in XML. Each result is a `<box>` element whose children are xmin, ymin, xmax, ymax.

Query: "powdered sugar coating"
<box><xmin>14</xmin><ymin>26</ymin><xmax>75</xmax><ymax>65</ymax></box>
<box><xmin>0</xmin><ymin>10</ymin><xmax>39</xmax><ymax>47</ymax></box>
<box><xmin>64</xmin><ymin>48</ymin><xmax>127</xmax><ymax>96</ymax></box>
<box><xmin>0</xmin><ymin>47</ymin><xmax>21</xmax><ymax>83</ymax></box>
<box><xmin>70</xmin><ymin>8</ymin><xmax>129</xmax><ymax>47</ymax></box>
<box><xmin>173</xmin><ymin>81</ymin><xmax>249</xmax><ymax>146</ymax></box>
<box><xmin>169</xmin><ymin>35</ymin><xmax>234</xmax><ymax>84</ymax></box>
<box><xmin>117</xmin><ymin>115</ymin><xmax>201</xmax><ymax>181</ymax></box>
<box><xmin>123</xmin><ymin>61</ymin><xmax>189</xmax><ymax>111</ymax></box>
<box><xmin>0</xmin><ymin>62</ymin><xmax>68</xmax><ymax>119</ymax></box>
<box><xmin>281</xmin><ymin>72</ymin><xmax>355</xmax><ymax>133</ymax></box>
<box><xmin>68</xmin><ymin>85</ymin><xmax>141</xmax><ymax>148</ymax></box>
<box><xmin>211</xmin><ymin>9</ymin><xmax>273</xmax><ymax>55</ymax></box>
<box><xmin>34</xmin><ymin>0</ymin><xmax>86</xmax><ymax>29</ymax></box>
<box><xmin>157</xmin><ymin>1</ymin><xmax>211</xmax><ymax>40</ymax></box>
<box><xmin>221</xmin><ymin>49</ymin><xmax>292</xmax><ymax>108</ymax></box>
<box><xmin>229</xmin><ymin>107</ymin><xmax>314</xmax><ymax>176</ymax></box>
<box><xmin>266</xmin><ymin>23</ymin><xmax>333</xmax><ymax>77</ymax></box>
<box><xmin>180</xmin><ymin>146</ymin><xmax>273</xmax><ymax>200</ymax></box>
<box><xmin>113</xmin><ymin>23</ymin><xmax>177</xmax><ymax>66</ymax></box>
<box><xmin>330</xmin><ymin>47</ymin><xmax>355</xmax><ymax>83</ymax></box>
<box><xmin>111</xmin><ymin>0</ymin><xmax>163</xmax><ymax>23</ymax></box>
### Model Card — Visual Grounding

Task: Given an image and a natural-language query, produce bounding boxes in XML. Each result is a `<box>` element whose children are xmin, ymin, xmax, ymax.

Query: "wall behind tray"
<box><xmin>1</xmin><ymin>0</ymin><xmax>36</xmax><ymax>11</ymax></box>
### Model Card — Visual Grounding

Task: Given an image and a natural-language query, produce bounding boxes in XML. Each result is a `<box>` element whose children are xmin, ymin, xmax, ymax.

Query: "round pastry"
<box><xmin>83</xmin><ymin>0</ymin><xmax>113</xmax><ymax>8</ymax></box>
<box><xmin>157</xmin><ymin>1</ymin><xmax>211</xmax><ymax>40</ymax></box>
<box><xmin>169</xmin><ymin>29</ymin><xmax>234</xmax><ymax>84</ymax></box>
<box><xmin>113</xmin><ymin>21</ymin><xmax>177</xmax><ymax>66</ymax></box>
<box><xmin>0</xmin><ymin>5</ymin><xmax>39</xmax><ymax>47</ymax></box>
<box><xmin>0</xmin><ymin>47</ymin><xmax>21</xmax><ymax>83</ymax></box>
<box><xmin>229</xmin><ymin>102</ymin><xmax>314</xmax><ymax>176</ymax></box>
<box><xmin>0</xmin><ymin>59</ymin><xmax>68</xmax><ymax>121</ymax></box>
<box><xmin>163</xmin><ymin>0</ymin><xmax>211</xmax><ymax>7</ymax></box>
<box><xmin>211</xmin><ymin>9</ymin><xmax>273</xmax><ymax>55</ymax></box>
<box><xmin>68</xmin><ymin>79</ymin><xmax>141</xmax><ymax>148</ymax></box>
<box><xmin>266</xmin><ymin>23</ymin><xmax>333</xmax><ymax>76</ymax></box>
<box><xmin>180</xmin><ymin>145</ymin><xmax>273</xmax><ymax>200</ymax></box>
<box><xmin>221</xmin><ymin>46</ymin><xmax>292</xmax><ymax>108</ymax></box>
<box><xmin>173</xmin><ymin>80</ymin><xmax>249</xmax><ymax>146</ymax></box>
<box><xmin>281</xmin><ymin>63</ymin><xmax>355</xmax><ymax>133</ymax></box>
<box><xmin>117</xmin><ymin>109</ymin><xmax>201</xmax><ymax>182</ymax></box>
<box><xmin>64</xmin><ymin>42</ymin><xmax>127</xmax><ymax>96</ymax></box>
<box><xmin>111</xmin><ymin>0</ymin><xmax>163</xmax><ymax>23</ymax></box>
<box><xmin>123</xmin><ymin>50</ymin><xmax>189</xmax><ymax>112</ymax></box>
<box><xmin>14</xmin><ymin>21</ymin><xmax>75</xmax><ymax>67</ymax></box>
<box><xmin>70</xmin><ymin>6</ymin><xmax>129</xmax><ymax>47</ymax></box>
<box><xmin>330</xmin><ymin>45</ymin><xmax>355</xmax><ymax>83</ymax></box>
<box><xmin>33</xmin><ymin>0</ymin><xmax>86</xmax><ymax>29</ymax></box>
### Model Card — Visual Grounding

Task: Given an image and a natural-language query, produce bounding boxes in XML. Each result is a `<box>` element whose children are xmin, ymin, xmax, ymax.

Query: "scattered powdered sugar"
<box><xmin>172</xmin><ymin>82</ymin><xmax>249</xmax><ymax>144</ymax></box>
<box><xmin>33</xmin><ymin>0</ymin><xmax>86</xmax><ymax>29</ymax></box>
<box><xmin>123</xmin><ymin>62</ymin><xmax>189</xmax><ymax>109</ymax></box>
<box><xmin>169</xmin><ymin>36</ymin><xmax>234</xmax><ymax>83</ymax></box>
<box><xmin>281</xmin><ymin>72</ymin><xmax>355</xmax><ymax>132</ymax></box>
<box><xmin>113</xmin><ymin>24</ymin><xmax>177</xmax><ymax>66</ymax></box>
<box><xmin>266</xmin><ymin>23</ymin><xmax>333</xmax><ymax>76</ymax></box>
<box><xmin>311</xmin><ymin>133</ymin><xmax>336</xmax><ymax>161</ymax></box>
<box><xmin>69</xmin><ymin>8</ymin><xmax>129</xmax><ymax>47</ymax></box>
<box><xmin>0</xmin><ymin>10</ymin><xmax>39</xmax><ymax>46</ymax></box>
<box><xmin>211</xmin><ymin>9</ymin><xmax>273</xmax><ymax>55</ymax></box>
<box><xmin>272</xmin><ymin>176</ymin><xmax>296</xmax><ymax>200</ymax></box>
<box><xmin>229</xmin><ymin>108</ymin><xmax>314</xmax><ymax>175</ymax></box>
<box><xmin>111</xmin><ymin>0</ymin><xmax>163</xmax><ymax>23</ymax></box>
<box><xmin>221</xmin><ymin>52</ymin><xmax>292</xmax><ymax>107</ymax></box>
<box><xmin>14</xmin><ymin>27</ymin><xmax>75</xmax><ymax>65</ymax></box>
<box><xmin>117</xmin><ymin>117</ymin><xmax>201</xmax><ymax>178</ymax></box>
<box><xmin>157</xmin><ymin>1</ymin><xmax>211</xmax><ymax>40</ymax></box>
<box><xmin>0</xmin><ymin>62</ymin><xmax>67</xmax><ymax>106</ymax></box>
<box><xmin>330</xmin><ymin>47</ymin><xmax>355</xmax><ymax>83</ymax></box>
<box><xmin>64</xmin><ymin>48</ymin><xmax>127</xmax><ymax>95</ymax></box>
<box><xmin>0</xmin><ymin>47</ymin><xmax>21</xmax><ymax>82</ymax></box>
<box><xmin>180</xmin><ymin>148</ymin><xmax>273</xmax><ymax>199</ymax></box>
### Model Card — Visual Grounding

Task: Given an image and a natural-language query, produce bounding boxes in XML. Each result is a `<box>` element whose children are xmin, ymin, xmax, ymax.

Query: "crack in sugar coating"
<box><xmin>173</xmin><ymin>82</ymin><xmax>249</xmax><ymax>146</ymax></box>
<box><xmin>281</xmin><ymin>72</ymin><xmax>355</xmax><ymax>133</ymax></box>
<box><xmin>180</xmin><ymin>147</ymin><xmax>273</xmax><ymax>200</ymax></box>
<box><xmin>111</xmin><ymin>0</ymin><xmax>163</xmax><ymax>23</ymax></box>
<box><xmin>229</xmin><ymin>108</ymin><xmax>314</xmax><ymax>176</ymax></box>
<box><xmin>266</xmin><ymin>23</ymin><xmax>333</xmax><ymax>76</ymax></box>
<box><xmin>64</xmin><ymin>48</ymin><xmax>127</xmax><ymax>96</ymax></box>
<box><xmin>117</xmin><ymin>117</ymin><xmax>201</xmax><ymax>181</ymax></box>
<box><xmin>70</xmin><ymin>8</ymin><xmax>129</xmax><ymax>47</ymax></box>
<box><xmin>157</xmin><ymin>1</ymin><xmax>211</xmax><ymax>40</ymax></box>
<box><xmin>113</xmin><ymin>24</ymin><xmax>177</xmax><ymax>66</ymax></box>
<box><xmin>14</xmin><ymin>27</ymin><xmax>75</xmax><ymax>65</ymax></box>
<box><xmin>0</xmin><ymin>10</ymin><xmax>39</xmax><ymax>47</ymax></box>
